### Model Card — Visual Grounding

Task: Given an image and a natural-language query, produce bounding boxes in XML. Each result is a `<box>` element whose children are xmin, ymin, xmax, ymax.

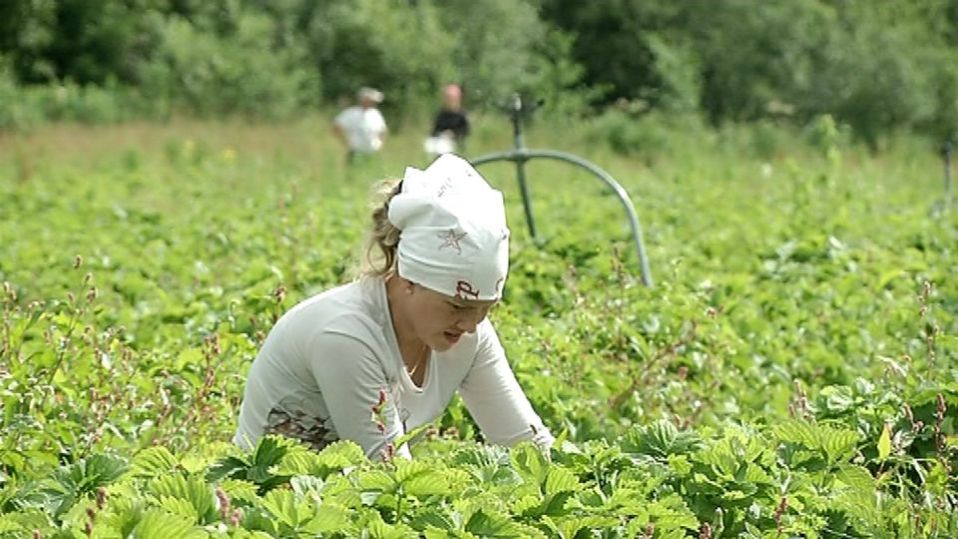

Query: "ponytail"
<box><xmin>361</xmin><ymin>178</ymin><xmax>403</xmax><ymax>277</ymax></box>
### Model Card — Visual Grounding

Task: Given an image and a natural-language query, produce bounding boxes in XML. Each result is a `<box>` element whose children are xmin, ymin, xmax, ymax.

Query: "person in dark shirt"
<box><xmin>426</xmin><ymin>84</ymin><xmax>470</xmax><ymax>156</ymax></box>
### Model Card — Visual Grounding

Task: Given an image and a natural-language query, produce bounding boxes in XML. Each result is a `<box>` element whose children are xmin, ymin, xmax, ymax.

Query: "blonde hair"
<box><xmin>360</xmin><ymin>178</ymin><xmax>403</xmax><ymax>277</ymax></box>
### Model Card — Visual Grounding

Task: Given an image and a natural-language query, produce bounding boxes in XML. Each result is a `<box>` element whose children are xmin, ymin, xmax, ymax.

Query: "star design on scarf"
<box><xmin>437</xmin><ymin>229</ymin><xmax>467</xmax><ymax>254</ymax></box>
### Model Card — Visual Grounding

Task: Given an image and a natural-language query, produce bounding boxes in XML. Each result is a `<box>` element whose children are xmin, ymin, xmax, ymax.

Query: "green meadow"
<box><xmin>1</xmin><ymin>115</ymin><xmax>956</xmax><ymax>537</ymax></box>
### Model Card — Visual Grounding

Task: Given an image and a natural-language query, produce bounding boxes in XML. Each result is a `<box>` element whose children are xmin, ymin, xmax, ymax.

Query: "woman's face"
<box><xmin>403</xmin><ymin>283</ymin><xmax>496</xmax><ymax>351</ymax></box>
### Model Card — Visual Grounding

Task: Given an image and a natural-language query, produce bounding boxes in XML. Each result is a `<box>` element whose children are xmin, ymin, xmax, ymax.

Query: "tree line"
<box><xmin>2</xmin><ymin>0</ymin><xmax>957</xmax><ymax>144</ymax></box>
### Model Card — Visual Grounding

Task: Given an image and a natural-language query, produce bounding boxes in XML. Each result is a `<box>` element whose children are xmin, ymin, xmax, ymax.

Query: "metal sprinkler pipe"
<box><xmin>509</xmin><ymin>94</ymin><xmax>539</xmax><ymax>241</ymax></box>
<box><xmin>472</xmin><ymin>95</ymin><xmax>654</xmax><ymax>288</ymax></box>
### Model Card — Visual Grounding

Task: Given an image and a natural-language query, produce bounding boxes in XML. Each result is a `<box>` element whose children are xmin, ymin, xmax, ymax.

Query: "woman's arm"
<box><xmin>309</xmin><ymin>331</ymin><xmax>410</xmax><ymax>459</ymax></box>
<box><xmin>457</xmin><ymin>322</ymin><xmax>554</xmax><ymax>449</ymax></box>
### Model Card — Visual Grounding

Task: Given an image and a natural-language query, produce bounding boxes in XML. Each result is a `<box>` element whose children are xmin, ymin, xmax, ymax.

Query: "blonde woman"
<box><xmin>234</xmin><ymin>154</ymin><xmax>553</xmax><ymax>459</ymax></box>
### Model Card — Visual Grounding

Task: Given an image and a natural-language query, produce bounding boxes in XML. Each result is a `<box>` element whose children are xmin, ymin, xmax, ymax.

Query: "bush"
<box><xmin>141</xmin><ymin>12</ymin><xmax>319</xmax><ymax>119</ymax></box>
<box><xmin>0</xmin><ymin>68</ymin><xmax>140</xmax><ymax>129</ymax></box>
<box><xmin>0</xmin><ymin>57</ymin><xmax>37</xmax><ymax>130</ymax></box>
<box><xmin>437</xmin><ymin>0</ymin><xmax>589</xmax><ymax>114</ymax></box>
<box><xmin>36</xmin><ymin>82</ymin><xmax>134</xmax><ymax>123</ymax></box>
<box><xmin>542</xmin><ymin>0</ymin><xmax>958</xmax><ymax>145</ymax></box>
<box><xmin>587</xmin><ymin>108</ymin><xmax>708</xmax><ymax>163</ymax></box>
<box><xmin>300</xmin><ymin>0</ymin><xmax>454</xmax><ymax>121</ymax></box>
<box><xmin>588</xmin><ymin>109</ymin><xmax>660</xmax><ymax>158</ymax></box>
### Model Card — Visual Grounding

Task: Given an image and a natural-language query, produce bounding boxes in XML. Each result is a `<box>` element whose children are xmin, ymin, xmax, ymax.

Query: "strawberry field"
<box><xmin>1</xmin><ymin>117</ymin><xmax>956</xmax><ymax>538</ymax></box>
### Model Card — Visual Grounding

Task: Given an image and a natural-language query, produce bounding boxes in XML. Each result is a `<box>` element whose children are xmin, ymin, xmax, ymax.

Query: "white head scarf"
<box><xmin>387</xmin><ymin>154</ymin><xmax>509</xmax><ymax>301</ymax></box>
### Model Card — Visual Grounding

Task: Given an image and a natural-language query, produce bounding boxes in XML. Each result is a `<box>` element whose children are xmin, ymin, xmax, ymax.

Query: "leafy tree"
<box><xmin>438</xmin><ymin>0</ymin><xmax>567</xmax><ymax>108</ymax></box>
<box><xmin>298</xmin><ymin>0</ymin><xmax>455</xmax><ymax>118</ymax></box>
<box><xmin>540</xmin><ymin>0</ymin><xmax>690</xmax><ymax>108</ymax></box>
<box><xmin>2</xmin><ymin>0</ymin><xmax>958</xmax><ymax>138</ymax></box>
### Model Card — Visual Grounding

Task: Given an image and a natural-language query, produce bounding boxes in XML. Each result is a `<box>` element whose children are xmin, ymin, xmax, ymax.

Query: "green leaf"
<box><xmin>132</xmin><ymin>508</ymin><xmax>207</xmax><ymax>539</ymax></box>
<box><xmin>206</xmin><ymin>455</ymin><xmax>250</xmax><ymax>483</ymax></box>
<box><xmin>219</xmin><ymin>478</ymin><xmax>259</xmax><ymax>504</ymax></box>
<box><xmin>0</xmin><ymin>514</ymin><xmax>23</xmax><ymax>533</ymax></box>
<box><xmin>538</xmin><ymin>490</ymin><xmax>576</xmax><ymax>517</ymax></box>
<box><xmin>132</xmin><ymin>446</ymin><xmax>179</xmax><ymax>477</ymax></box>
<box><xmin>313</xmin><ymin>502</ymin><xmax>352</xmax><ymax>533</ymax></box>
<box><xmin>358</xmin><ymin>469</ymin><xmax>396</xmax><ymax>493</ymax></box>
<box><xmin>274</xmin><ymin>440</ymin><xmax>366</xmax><ymax>480</ymax></box>
<box><xmin>772</xmin><ymin>420</ymin><xmax>859</xmax><ymax>466</ymax></box>
<box><xmin>261</xmin><ymin>488</ymin><xmax>315</xmax><ymax>530</ymax></box>
<box><xmin>155</xmin><ymin>495</ymin><xmax>199</xmax><ymax>522</ymax></box>
<box><xmin>621</xmin><ymin>420</ymin><xmax>702</xmax><ymax>458</ymax></box>
<box><xmin>290</xmin><ymin>475</ymin><xmax>324</xmax><ymax>497</ymax></box>
<box><xmin>876</xmin><ymin>268</ymin><xmax>903</xmax><ymax>289</ymax></box>
<box><xmin>410</xmin><ymin>506</ymin><xmax>457</xmax><ymax>531</ymax></box>
<box><xmin>819</xmin><ymin>385</ymin><xmax>855</xmax><ymax>414</ymax></box>
<box><xmin>556</xmin><ymin>514</ymin><xmax>619</xmax><ymax>538</ymax></box>
<box><xmin>511</xmin><ymin>494</ymin><xmax>541</xmax><ymax>515</ymax></box>
<box><xmin>465</xmin><ymin>508</ymin><xmax>544</xmax><ymax>538</ymax></box>
<box><xmin>251</xmin><ymin>435</ymin><xmax>296</xmax><ymax>469</ymax></box>
<box><xmin>361</xmin><ymin>510</ymin><xmax>419</xmax><ymax>539</ymax></box>
<box><xmin>543</xmin><ymin>465</ymin><xmax>580</xmax><ymax>496</ymax></box>
<box><xmin>876</xmin><ymin>423</ymin><xmax>892</xmax><ymax>461</ymax></box>
<box><xmin>644</xmin><ymin>494</ymin><xmax>700</xmax><ymax>531</ymax></box>
<box><xmin>394</xmin><ymin>421</ymin><xmax>435</xmax><ymax>452</ymax></box>
<box><xmin>834</xmin><ymin>464</ymin><xmax>876</xmax><ymax>492</ymax></box>
<box><xmin>47</xmin><ymin>454</ymin><xmax>130</xmax><ymax>518</ymax></box>
<box><xmin>146</xmin><ymin>473</ymin><xmax>217</xmax><ymax>524</ymax></box>
<box><xmin>404</xmin><ymin>471</ymin><xmax>450</xmax><ymax>498</ymax></box>
<box><xmin>99</xmin><ymin>495</ymin><xmax>146</xmax><ymax>537</ymax></box>
<box><xmin>510</xmin><ymin>443</ymin><xmax>549</xmax><ymax>486</ymax></box>
<box><xmin>55</xmin><ymin>454</ymin><xmax>130</xmax><ymax>495</ymax></box>
<box><xmin>465</xmin><ymin>508</ymin><xmax>512</xmax><ymax>535</ymax></box>
<box><xmin>395</xmin><ymin>459</ymin><xmax>451</xmax><ymax>497</ymax></box>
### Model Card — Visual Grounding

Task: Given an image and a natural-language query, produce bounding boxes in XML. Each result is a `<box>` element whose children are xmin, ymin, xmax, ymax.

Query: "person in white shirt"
<box><xmin>234</xmin><ymin>154</ymin><xmax>553</xmax><ymax>459</ymax></box>
<box><xmin>333</xmin><ymin>87</ymin><xmax>388</xmax><ymax>163</ymax></box>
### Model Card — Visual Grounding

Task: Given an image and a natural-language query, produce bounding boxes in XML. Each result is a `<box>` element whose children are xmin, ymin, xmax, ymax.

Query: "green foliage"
<box><xmin>298</xmin><ymin>0</ymin><xmax>454</xmax><ymax>119</ymax></box>
<box><xmin>4</xmin><ymin>429</ymin><xmax>954</xmax><ymax>536</ymax></box>
<box><xmin>542</xmin><ymin>0</ymin><xmax>958</xmax><ymax>144</ymax></box>
<box><xmin>620</xmin><ymin>420</ymin><xmax>702</xmax><ymax>458</ymax></box>
<box><xmin>0</xmin><ymin>0</ymin><xmax>153</xmax><ymax>85</ymax></box>
<box><xmin>0</xmin><ymin>0</ymin><xmax>586</xmax><ymax>123</ymax></box>
<box><xmin>5</xmin><ymin>0</ymin><xmax>958</xmax><ymax>142</ymax></box>
<box><xmin>141</xmin><ymin>11</ymin><xmax>319</xmax><ymax>119</ymax></box>
<box><xmin>0</xmin><ymin>118</ymin><xmax>957</xmax><ymax>535</ymax></box>
<box><xmin>0</xmin><ymin>56</ymin><xmax>144</xmax><ymax>129</ymax></box>
<box><xmin>585</xmin><ymin>109</ymin><xmax>712</xmax><ymax>164</ymax></box>
<box><xmin>435</xmin><ymin>0</ymin><xmax>587</xmax><ymax>114</ymax></box>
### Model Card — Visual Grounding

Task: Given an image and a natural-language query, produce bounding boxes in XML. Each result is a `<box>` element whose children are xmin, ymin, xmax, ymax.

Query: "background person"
<box><xmin>234</xmin><ymin>154</ymin><xmax>553</xmax><ymax>459</ymax></box>
<box><xmin>425</xmin><ymin>84</ymin><xmax>470</xmax><ymax>156</ymax></box>
<box><xmin>333</xmin><ymin>87</ymin><xmax>388</xmax><ymax>163</ymax></box>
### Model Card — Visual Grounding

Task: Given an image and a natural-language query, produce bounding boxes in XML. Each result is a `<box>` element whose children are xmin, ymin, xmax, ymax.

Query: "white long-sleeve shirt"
<box><xmin>233</xmin><ymin>277</ymin><xmax>553</xmax><ymax>459</ymax></box>
<box><xmin>333</xmin><ymin>106</ymin><xmax>387</xmax><ymax>153</ymax></box>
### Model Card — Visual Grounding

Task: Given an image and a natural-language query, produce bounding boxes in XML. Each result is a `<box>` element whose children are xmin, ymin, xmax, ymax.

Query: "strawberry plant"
<box><xmin>0</xmin><ymin>118</ymin><xmax>956</xmax><ymax>536</ymax></box>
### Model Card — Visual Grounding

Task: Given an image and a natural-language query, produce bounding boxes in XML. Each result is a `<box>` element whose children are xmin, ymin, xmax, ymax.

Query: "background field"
<box><xmin>5</xmin><ymin>1</ymin><xmax>958</xmax><ymax>536</ymax></box>
<box><xmin>1</xmin><ymin>113</ymin><xmax>956</xmax><ymax>536</ymax></box>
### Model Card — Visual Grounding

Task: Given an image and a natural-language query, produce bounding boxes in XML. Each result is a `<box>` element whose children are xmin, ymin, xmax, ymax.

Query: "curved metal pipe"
<box><xmin>472</xmin><ymin>149</ymin><xmax>654</xmax><ymax>288</ymax></box>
